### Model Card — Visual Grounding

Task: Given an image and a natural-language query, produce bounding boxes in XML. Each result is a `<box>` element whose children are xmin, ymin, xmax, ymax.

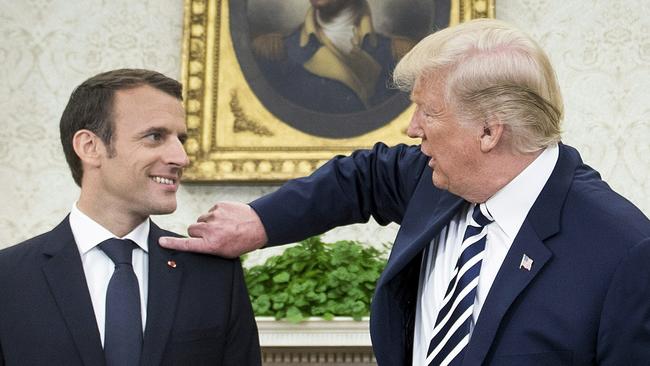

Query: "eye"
<box><xmin>145</xmin><ymin>132</ymin><xmax>163</xmax><ymax>142</ymax></box>
<box><xmin>423</xmin><ymin>110</ymin><xmax>437</xmax><ymax>120</ymax></box>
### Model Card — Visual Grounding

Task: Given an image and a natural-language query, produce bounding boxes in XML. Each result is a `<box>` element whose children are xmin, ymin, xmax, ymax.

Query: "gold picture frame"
<box><xmin>181</xmin><ymin>0</ymin><xmax>495</xmax><ymax>182</ymax></box>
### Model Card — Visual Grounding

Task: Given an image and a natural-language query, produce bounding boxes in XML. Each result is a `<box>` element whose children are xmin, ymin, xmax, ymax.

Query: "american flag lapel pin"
<box><xmin>519</xmin><ymin>254</ymin><xmax>533</xmax><ymax>271</ymax></box>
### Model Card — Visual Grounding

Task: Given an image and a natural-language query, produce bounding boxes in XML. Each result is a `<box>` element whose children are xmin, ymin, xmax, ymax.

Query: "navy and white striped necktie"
<box><xmin>426</xmin><ymin>203</ymin><xmax>493</xmax><ymax>366</ymax></box>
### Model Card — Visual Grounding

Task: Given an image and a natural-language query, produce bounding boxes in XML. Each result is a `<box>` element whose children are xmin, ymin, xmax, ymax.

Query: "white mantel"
<box><xmin>256</xmin><ymin>316</ymin><xmax>372</xmax><ymax>347</ymax></box>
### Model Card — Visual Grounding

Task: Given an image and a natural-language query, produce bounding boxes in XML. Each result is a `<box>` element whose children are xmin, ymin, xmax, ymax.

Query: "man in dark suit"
<box><xmin>0</xmin><ymin>69</ymin><xmax>261</xmax><ymax>366</ymax></box>
<box><xmin>161</xmin><ymin>19</ymin><xmax>650</xmax><ymax>365</ymax></box>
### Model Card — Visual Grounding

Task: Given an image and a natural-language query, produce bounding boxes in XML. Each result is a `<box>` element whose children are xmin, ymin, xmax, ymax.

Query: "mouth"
<box><xmin>150</xmin><ymin>175</ymin><xmax>178</xmax><ymax>186</ymax></box>
<box><xmin>428</xmin><ymin>158</ymin><xmax>435</xmax><ymax>169</ymax></box>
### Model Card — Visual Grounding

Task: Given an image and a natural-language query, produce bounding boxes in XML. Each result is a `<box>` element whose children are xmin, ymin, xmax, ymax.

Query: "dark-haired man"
<box><xmin>0</xmin><ymin>69</ymin><xmax>261</xmax><ymax>366</ymax></box>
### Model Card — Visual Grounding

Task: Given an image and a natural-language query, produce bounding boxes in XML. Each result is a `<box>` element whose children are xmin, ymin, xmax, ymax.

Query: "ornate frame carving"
<box><xmin>181</xmin><ymin>0</ymin><xmax>495</xmax><ymax>182</ymax></box>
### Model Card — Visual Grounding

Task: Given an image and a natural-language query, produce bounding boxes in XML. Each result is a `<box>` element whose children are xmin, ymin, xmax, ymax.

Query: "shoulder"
<box><xmin>154</xmin><ymin>231</ymin><xmax>242</xmax><ymax>271</ymax></box>
<box><xmin>555</xmin><ymin>144</ymin><xmax>649</xmax><ymax>240</ymax></box>
<box><xmin>151</xmin><ymin>223</ymin><xmax>240</xmax><ymax>265</ymax></box>
<box><xmin>0</xmin><ymin>231</ymin><xmax>53</xmax><ymax>280</ymax></box>
<box><xmin>564</xmin><ymin>163</ymin><xmax>650</xmax><ymax>242</ymax></box>
<box><xmin>252</xmin><ymin>32</ymin><xmax>287</xmax><ymax>61</ymax></box>
<box><xmin>0</xmin><ymin>231</ymin><xmax>51</xmax><ymax>260</ymax></box>
<box><xmin>173</xmin><ymin>250</ymin><xmax>245</xmax><ymax>290</ymax></box>
<box><xmin>389</xmin><ymin>35</ymin><xmax>417</xmax><ymax>61</ymax></box>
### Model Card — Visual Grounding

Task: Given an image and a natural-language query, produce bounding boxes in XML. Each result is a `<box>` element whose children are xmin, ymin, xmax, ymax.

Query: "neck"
<box><xmin>317</xmin><ymin>1</ymin><xmax>359</xmax><ymax>22</ymax></box>
<box><xmin>468</xmin><ymin>149</ymin><xmax>543</xmax><ymax>203</ymax></box>
<box><xmin>317</xmin><ymin>4</ymin><xmax>357</xmax><ymax>25</ymax></box>
<box><xmin>77</xmin><ymin>190</ymin><xmax>147</xmax><ymax>237</ymax></box>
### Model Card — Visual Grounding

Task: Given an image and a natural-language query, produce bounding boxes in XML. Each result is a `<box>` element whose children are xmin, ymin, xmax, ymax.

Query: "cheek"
<box><xmin>421</xmin><ymin>125</ymin><xmax>435</xmax><ymax>142</ymax></box>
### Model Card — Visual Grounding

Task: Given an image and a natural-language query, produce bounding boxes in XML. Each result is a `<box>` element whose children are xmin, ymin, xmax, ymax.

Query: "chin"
<box><xmin>151</xmin><ymin>202</ymin><xmax>177</xmax><ymax>215</ymax></box>
<box><xmin>431</xmin><ymin>174</ymin><xmax>447</xmax><ymax>191</ymax></box>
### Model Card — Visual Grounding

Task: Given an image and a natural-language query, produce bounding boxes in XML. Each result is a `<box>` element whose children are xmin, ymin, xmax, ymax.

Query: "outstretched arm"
<box><xmin>252</xmin><ymin>143</ymin><xmax>428</xmax><ymax>245</ymax></box>
<box><xmin>161</xmin><ymin>143</ymin><xmax>428</xmax><ymax>256</ymax></box>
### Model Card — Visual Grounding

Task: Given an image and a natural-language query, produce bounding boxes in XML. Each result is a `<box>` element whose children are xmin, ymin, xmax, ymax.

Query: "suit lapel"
<box><xmin>41</xmin><ymin>217</ymin><xmax>105</xmax><ymax>366</ymax></box>
<box><xmin>463</xmin><ymin>221</ymin><xmax>552</xmax><ymax>365</ymax></box>
<box><xmin>463</xmin><ymin>143</ymin><xmax>583</xmax><ymax>365</ymax></box>
<box><xmin>140</xmin><ymin>222</ymin><xmax>183</xmax><ymax>366</ymax></box>
<box><xmin>379</xmin><ymin>173</ymin><xmax>465</xmax><ymax>287</ymax></box>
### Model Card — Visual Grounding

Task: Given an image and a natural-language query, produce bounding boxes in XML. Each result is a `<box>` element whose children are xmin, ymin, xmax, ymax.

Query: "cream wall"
<box><xmin>1</xmin><ymin>1</ymin><xmax>649</xmax><ymax>260</ymax></box>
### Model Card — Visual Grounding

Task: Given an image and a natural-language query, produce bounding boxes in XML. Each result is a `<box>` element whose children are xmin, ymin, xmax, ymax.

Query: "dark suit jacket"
<box><xmin>250</xmin><ymin>143</ymin><xmax>650</xmax><ymax>365</ymax></box>
<box><xmin>0</xmin><ymin>218</ymin><xmax>261</xmax><ymax>366</ymax></box>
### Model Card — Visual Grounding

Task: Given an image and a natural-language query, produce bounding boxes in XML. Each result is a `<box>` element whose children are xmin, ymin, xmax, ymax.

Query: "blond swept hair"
<box><xmin>393</xmin><ymin>19</ymin><xmax>563</xmax><ymax>153</ymax></box>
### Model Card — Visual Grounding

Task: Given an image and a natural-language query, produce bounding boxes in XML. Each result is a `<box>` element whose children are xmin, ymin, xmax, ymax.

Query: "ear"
<box><xmin>479</xmin><ymin>118</ymin><xmax>505</xmax><ymax>153</ymax></box>
<box><xmin>72</xmin><ymin>129</ymin><xmax>106</xmax><ymax>169</ymax></box>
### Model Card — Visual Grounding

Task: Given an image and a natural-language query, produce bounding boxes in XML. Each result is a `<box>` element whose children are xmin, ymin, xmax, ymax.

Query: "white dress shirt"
<box><xmin>69</xmin><ymin>203</ymin><xmax>149</xmax><ymax>346</ymax></box>
<box><xmin>412</xmin><ymin>144</ymin><xmax>559</xmax><ymax>365</ymax></box>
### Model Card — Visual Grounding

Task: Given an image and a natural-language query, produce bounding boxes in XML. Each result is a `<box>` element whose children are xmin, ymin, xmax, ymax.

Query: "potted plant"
<box><xmin>244</xmin><ymin>236</ymin><xmax>387</xmax><ymax>347</ymax></box>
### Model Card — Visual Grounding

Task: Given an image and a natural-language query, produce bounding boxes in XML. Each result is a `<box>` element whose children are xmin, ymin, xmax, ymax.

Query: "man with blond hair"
<box><xmin>163</xmin><ymin>19</ymin><xmax>650</xmax><ymax>365</ymax></box>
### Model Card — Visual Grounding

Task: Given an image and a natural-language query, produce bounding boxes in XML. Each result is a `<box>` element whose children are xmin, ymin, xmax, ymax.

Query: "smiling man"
<box><xmin>0</xmin><ymin>69</ymin><xmax>260</xmax><ymax>366</ymax></box>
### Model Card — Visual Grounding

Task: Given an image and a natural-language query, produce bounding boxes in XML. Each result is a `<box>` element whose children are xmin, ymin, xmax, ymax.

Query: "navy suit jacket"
<box><xmin>251</xmin><ymin>143</ymin><xmax>650</xmax><ymax>365</ymax></box>
<box><xmin>0</xmin><ymin>218</ymin><xmax>261</xmax><ymax>366</ymax></box>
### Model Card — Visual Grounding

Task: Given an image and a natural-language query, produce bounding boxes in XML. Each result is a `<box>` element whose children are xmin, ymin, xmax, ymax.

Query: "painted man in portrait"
<box><xmin>252</xmin><ymin>0</ymin><xmax>415</xmax><ymax>114</ymax></box>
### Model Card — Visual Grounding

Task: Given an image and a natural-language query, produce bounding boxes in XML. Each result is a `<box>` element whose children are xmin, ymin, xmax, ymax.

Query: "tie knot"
<box><xmin>99</xmin><ymin>238</ymin><xmax>138</xmax><ymax>265</ymax></box>
<box><xmin>471</xmin><ymin>203</ymin><xmax>494</xmax><ymax>228</ymax></box>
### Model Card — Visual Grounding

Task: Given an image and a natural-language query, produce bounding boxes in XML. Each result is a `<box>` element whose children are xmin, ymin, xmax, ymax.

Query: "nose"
<box><xmin>166</xmin><ymin>137</ymin><xmax>189</xmax><ymax>168</ymax></box>
<box><xmin>406</xmin><ymin>113</ymin><xmax>423</xmax><ymax>139</ymax></box>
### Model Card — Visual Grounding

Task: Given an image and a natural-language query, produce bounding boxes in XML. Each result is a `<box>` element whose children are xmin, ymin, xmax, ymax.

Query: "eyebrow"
<box><xmin>140</xmin><ymin>126</ymin><xmax>168</xmax><ymax>136</ymax></box>
<box><xmin>140</xmin><ymin>127</ymin><xmax>188</xmax><ymax>142</ymax></box>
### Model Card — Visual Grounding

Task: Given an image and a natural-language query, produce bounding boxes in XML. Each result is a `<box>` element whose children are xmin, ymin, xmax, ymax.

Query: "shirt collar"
<box><xmin>485</xmin><ymin>144</ymin><xmax>559</xmax><ymax>239</ymax></box>
<box><xmin>70</xmin><ymin>202</ymin><xmax>150</xmax><ymax>255</ymax></box>
<box><xmin>300</xmin><ymin>0</ymin><xmax>376</xmax><ymax>47</ymax></box>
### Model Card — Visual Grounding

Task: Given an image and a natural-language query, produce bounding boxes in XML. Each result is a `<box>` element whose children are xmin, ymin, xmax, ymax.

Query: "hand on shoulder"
<box><xmin>159</xmin><ymin>201</ymin><xmax>268</xmax><ymax>258</ymax></box>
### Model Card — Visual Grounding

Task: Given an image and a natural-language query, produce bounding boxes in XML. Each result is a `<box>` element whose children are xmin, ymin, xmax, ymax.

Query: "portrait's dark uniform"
<box><xmin>253</xmin><ymin>4</ymin><xmax>414</xmax><ymax>114</ymax></box>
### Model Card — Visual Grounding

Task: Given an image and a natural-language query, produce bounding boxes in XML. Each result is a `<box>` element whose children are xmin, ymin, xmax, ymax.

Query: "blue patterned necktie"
<box><xmin>426</xmin><ymin>204</ymin><xmax>493</xmax><ymax>366</ymax></box>
<box><xmin>99</xmin><ymin>238</ymin><xmax>143</xmax><ymax>366</ymax></box>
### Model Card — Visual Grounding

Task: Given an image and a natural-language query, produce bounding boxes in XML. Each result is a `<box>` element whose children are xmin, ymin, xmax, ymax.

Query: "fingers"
<box><xmin>187</xmin><ymin>222</ymin><xmax>209</xmax><ymax>238</ymax></box>
<box><xmin>197</xmin><ymin>212</ymin><xmax>212</xmax><ymax>223</ymax></box>
<box><xmin>198</xmin><ymin>203</ymin><xmax>227</xmax><ymax>222</ymax></box>
<box><xmin>163</xmin><ymin>201</ymin><xmax>267</xmax><ymax>258</ymax></box>
<box><xmin>159</xmin><ymin>236</ymin><xmax>210</xmax><ymax>254</ymax></box>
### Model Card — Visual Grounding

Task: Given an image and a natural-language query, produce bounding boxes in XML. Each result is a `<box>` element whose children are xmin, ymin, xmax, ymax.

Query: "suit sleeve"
<box><xmin>597</xmin><ymin>237</ymin><xmax>650</xmax><ymax>364</ymax></box>
<box><xmin>251</xmin><ymin>143</ymin><xmax>429</xmax><ymax>245</ymax></box>
<box><xmin>222</xmin><ymin>259</ymin><xmax>262</xmax><ymax>366</ymax></box>
<box><xmin>0</xmin><ymin>336</ymin><xmax>4</xmax><ymax>366</ymax></box>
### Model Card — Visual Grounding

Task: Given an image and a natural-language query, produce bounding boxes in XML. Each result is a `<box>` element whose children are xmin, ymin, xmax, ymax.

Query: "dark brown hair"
<box><xmin>59</xmin><ymin>69</ymin><xmax>182</xmax><ymax>186</ymax></box>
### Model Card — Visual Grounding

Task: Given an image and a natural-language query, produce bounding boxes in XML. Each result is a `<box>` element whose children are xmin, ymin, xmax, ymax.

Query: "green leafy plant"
<box><xmin>244</xmin><ymin>236</ymin><xmax>387</xmax><ymax>323</ymax></box>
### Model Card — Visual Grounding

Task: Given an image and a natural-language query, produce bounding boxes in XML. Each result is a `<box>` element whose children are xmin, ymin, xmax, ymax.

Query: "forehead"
<box><xmin>112</xmin><ymin>85</ymin><xmax>185</xmax><ymax>131</ymax></box>
<box><xmin>411</xmin><ymin>72</ymin><xmax>447</xmax><ymax>103</ymax></box>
